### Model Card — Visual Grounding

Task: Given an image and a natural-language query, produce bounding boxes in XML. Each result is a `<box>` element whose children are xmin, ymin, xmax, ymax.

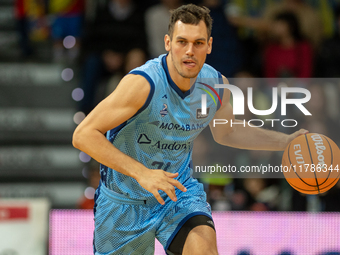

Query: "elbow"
<box><xmin>72</xmin><ymin>126</ymin><xmax>83</xmax><ymax>150</ymax></box>
<box><xmin>215</xmin><ymin>136</ymin><xmax>228</xmax><ymax>146</ymax></box>
<box><xmin>72</xmin><ymin>135</ymin><xmax>79</xmax><ymax>149</ymax></box>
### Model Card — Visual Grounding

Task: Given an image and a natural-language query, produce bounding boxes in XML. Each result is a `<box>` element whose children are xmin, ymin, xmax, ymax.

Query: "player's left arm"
<box><xmin>209</xmin><ymin>76</ymin><xmax>308</xmax><ymax>151</ymax></box>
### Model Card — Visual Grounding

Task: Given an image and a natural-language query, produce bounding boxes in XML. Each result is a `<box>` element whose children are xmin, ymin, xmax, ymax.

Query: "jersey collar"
<box><xmin>161</xmin><ymin>54</ymin><xmax>197</xmax><ymax>99</ymax></box>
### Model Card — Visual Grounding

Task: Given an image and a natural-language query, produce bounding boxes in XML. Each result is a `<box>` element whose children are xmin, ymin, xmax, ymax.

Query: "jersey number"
<box><xmin>151</xmin><ymin>161</ymin><xmax>171</xmax><ymax>171</ymax></box>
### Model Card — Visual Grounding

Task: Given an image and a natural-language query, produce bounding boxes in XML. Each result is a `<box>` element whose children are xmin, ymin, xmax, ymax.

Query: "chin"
<box><xmin>181</xmin><ymin>69</ymin><xmax>200</xmax><ymax>78</ymax></box>
<box><xmin>181</xmin><ymin>72</ymin><xmax>198</xmax><ymax>79</ymax></box>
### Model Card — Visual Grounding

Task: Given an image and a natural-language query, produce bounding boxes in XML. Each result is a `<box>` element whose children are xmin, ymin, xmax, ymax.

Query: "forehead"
<box><xmin>172</xmin><ymin>20</ymin><xmax>209</xmax><ymax>40</ymax></box>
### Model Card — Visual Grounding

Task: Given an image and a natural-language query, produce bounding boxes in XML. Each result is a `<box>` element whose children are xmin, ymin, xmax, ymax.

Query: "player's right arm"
<box><xmin>72</xmin><ymin>74</ymin><xmax>186</xmax><ymax>205</ymax></box>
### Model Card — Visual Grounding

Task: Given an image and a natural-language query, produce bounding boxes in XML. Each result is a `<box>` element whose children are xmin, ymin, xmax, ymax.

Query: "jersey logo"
<box><xmin>162</xmin><ymin>94</ymin><xmax>167</xmax><ymax>99</ymax></box>
<box><xmin>149</xmin><ymin>121</ymin><xmax>160</xmax><ymax>126</ymax></box>
<box><xmin>160</xmin><ymin>103</ymin><xmax>168</xmax><ymax>117</ymax></box>
<box><xmin>151</xmin><ymin>140</ymin><xmax>190</xmax><ymax>151</ymax></box>
<box><xmin>137</xmin><ymin>134</ymin><xmax>191</xmax><ymax>151</ymax></box>
<box><xmin>207</xmin><ymin>220</ymin><xmax>215</xmax><ymax>227</ymax></box>
<box><xmin>198</xmin><ymin>82</ymin><xmax>223</xmax><ymax>107</ymax></box>
<box><xmin>196</xmin><ymin>108</ymin><xmax>210</xmax><ymax>119</ymax></box>
<box><xmin>148</xmin><ymin>121</ymin><xmax>205</xmax><ymax>131</ymax></box>
<box><xmin>137</xmin><ymin>134</ymin><xmax>151</xmax><ymax>144</ymax></box>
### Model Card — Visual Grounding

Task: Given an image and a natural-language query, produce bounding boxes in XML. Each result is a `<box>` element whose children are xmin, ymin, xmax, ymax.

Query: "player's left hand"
<box><xmin>286</xmin><ymin>129</ymin><xmax>309</xmax><ymax>147</ymax></box>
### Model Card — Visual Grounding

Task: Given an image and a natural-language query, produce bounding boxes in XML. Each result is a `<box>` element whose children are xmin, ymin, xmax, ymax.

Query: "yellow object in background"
<box><xmin>319</xmin><ymin>0</ymin><xmax>335</xmax><ymax>39</ymax></box>
<box><xmin>49</xmin><ymin>0</ymin><xmax>73</xmax><ymax>14</ymax></box>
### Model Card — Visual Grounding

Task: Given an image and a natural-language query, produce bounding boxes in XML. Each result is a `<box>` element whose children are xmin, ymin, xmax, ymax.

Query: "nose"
<box><xmin>186</xmin><ymin>43</ymin><xmax>194</xmax><ymax>56</ymax></box>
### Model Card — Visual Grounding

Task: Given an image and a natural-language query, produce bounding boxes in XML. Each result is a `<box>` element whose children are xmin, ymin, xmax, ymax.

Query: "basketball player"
<box><xmin>73</xmin><ymin>4</ymin><xmax>307</xmax><ymax>255</ymax></box>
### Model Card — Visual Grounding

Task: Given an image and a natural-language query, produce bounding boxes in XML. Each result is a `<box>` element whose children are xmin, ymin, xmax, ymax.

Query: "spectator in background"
<box><xmin>49</xmin><ymin>0</ymin><xmax>85</xmax><ymax>63</ymax></box>
<box><xmin>15</xmin><ymin>0</ymin><xmax>33</xmax><ymax>58</ymax></box>
<box><xmin>242</xmin><ymin>177</ymin><xmax>280</xmax><ymax>211</ymax></box>
<box><xmin>202</xmin><ymin>0</ymin><xmax>244</xmax><ymax>77</ymax></box>
<box><xmin>231</xmin><ymin>177</ymin><xmax>279</xmax><ymax>211</ymax></box>
<box><xmin>227</xmin><ymin>0</ymin><xmax>321</xmax><ymax>74</ymax></box>
<box><xmin>263</xmin><ymin>11</ymin><xmax>313</xmax><ymax>78</ymax></box>
<box><xmin>15</xmin><ymin>0</ymin><xmax>47</xmax><ymax>58</ymax></box>
<box><xmin>105</xmin><ymin>48</ymin><xmax>147</xmax><ymax>97</ymax></box>
<box><xmin>145</xmin><ymin>0</ymin><xmax>183</xmax><ymax>58</ymax></box>
<box><xmin>229</xmin><ymin>0</ymin><xmax>322</xmax><ymax>49</ymax></box>
<box><xmin>79</xmin><ymin>0</ymin><xmax>147</xmax><ymax>115</ymax></box>
<box><xmin>304</xmin><ymin>0</ymin><xmax>337</xmax><ymax>40</ymax></box>
<box><xmin>262</xmin><ymin>0</ymin><xmax>323</xmax><ymax>49</ymax></box>
<box><xmin>225</xmin><ymin>0</ymin><xmax>272</xmax><ymax>75</ymax></box>
<box><xmin>316</xmin><ymin>5</ymin><xmax>340</xmax><ymax>78</ymax></box>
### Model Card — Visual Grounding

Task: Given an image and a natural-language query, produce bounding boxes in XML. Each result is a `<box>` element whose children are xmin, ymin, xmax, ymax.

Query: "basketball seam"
<box><xmin>316</xmin><ymin>135</ymin><xmax>332</xmax><ymax>186</ymax></box>
<box><xmin>287</xmin><ymin>140</ymin><xmax>318</xmax><ymax>187</ymax></box>
<box><xmin>305</xmin><ymin>134</ymin><xmax>320</xmax><ymax>194</ymax></box>
<box><xmin>285</xmin><ymin>178</ymin><xmax>318</xmax><ymax>192</ymax></box>
<box><xmin>286</xmin><ymin>177</ymin><xmax>338</xmax><ymax>193</ymax></box>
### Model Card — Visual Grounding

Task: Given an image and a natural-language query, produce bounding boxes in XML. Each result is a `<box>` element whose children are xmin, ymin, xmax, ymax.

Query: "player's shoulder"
<box><xmin>116</xmin><ymin>73</ymin><xmax>151</xmax><ymax>96</ymax></box>
<box><xmin>108</xmin><ymin>73</ymin><xmax>152</xmax><ymax>112</ymax></box>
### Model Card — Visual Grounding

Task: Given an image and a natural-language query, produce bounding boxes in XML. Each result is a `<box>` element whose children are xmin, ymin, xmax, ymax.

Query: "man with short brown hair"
<box><xmin>73</xmin><ymin>4</ymin><xmax>306</xmax><ymax>254</ymax></box>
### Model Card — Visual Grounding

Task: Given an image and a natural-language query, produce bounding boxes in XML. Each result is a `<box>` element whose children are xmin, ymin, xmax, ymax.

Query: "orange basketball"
<box><xmin>282</xmin><ymin>133</ymin><xmax>340</xmax><ymax>194</ymax></box>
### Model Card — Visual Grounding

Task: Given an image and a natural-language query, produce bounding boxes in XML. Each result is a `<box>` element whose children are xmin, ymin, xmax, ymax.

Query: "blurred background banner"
<box><xmin>50</xmin><ymin>210</ymin><xmax>340</xmax><ymax>255</ymax></box>
<box><xmin>0</xmin><ymin>198</ymin><xmax>50</xmax><ymax>255</ymax></box>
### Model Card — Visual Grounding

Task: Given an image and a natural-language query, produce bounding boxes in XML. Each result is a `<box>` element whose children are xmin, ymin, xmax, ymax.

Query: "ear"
<box><xmin>207</xmin><ymin>37</ymin><xmax>213</xmax><ymax>54</ymax></box>
<box><xmin>164</xmin><ymin>34</ymin><xmax>171</xmax><ymax>52</ymax></box>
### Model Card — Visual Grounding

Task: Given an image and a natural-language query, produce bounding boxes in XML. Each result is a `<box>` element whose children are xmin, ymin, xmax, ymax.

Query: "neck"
<box><xmin>166</xmin><ymin>54</ymin><xmax>195</xmax><ymax>92</ymax></box>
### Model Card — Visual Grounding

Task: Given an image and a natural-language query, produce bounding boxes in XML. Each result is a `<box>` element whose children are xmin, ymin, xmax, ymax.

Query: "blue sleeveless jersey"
<box><xmin>100</xmin><ymin>54</ymin><xmax>224</xmax><ymax>199</ymax></box>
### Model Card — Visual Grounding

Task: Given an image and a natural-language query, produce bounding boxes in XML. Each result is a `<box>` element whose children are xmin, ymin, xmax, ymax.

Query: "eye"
<box><xmin>195</xmin><ymin>41</ymin><xmax>204</xmax><ymax>45</ymax></box>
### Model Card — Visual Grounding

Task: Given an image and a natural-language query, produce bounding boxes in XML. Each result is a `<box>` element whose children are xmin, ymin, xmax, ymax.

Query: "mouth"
<box><xmin>182</xmin><ymin>59</ymin><xmax>196</xmax><ymax>68</ymax></box>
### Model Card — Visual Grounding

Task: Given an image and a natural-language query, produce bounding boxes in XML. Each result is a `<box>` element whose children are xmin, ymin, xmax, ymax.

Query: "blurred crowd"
<box><xmin>11</xmin><ymin>0</ymin><xmax>340</xmax><ymax>212</ymax></box>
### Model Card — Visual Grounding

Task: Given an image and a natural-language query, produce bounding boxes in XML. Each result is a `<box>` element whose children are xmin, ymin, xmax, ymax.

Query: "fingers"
<box><xmin>163</xmin><ymin>185</ymin><xmax>177</xmax><ymax>202</ymax></box>
<box><xmin>295</xmin><ymin>129</ymin><xmax>309</xmax><ymax>136</ymax></box>
<box><xmin>164</xmin><ymin>172</ymin><xmax>179</xmax><ymax>178</ymax></box>
<box><xmin>168</xmin><ymin>178</ymin><xmax>187</xmax><ymax>192</ymax></box>
<box><xmin>152</xmin><ymin>190</ymin><xmax>165</xmax><ymax>205</ymax></box>
<box><xmin>164</xmin><ymin>172</ymin><xmax>187</xmax><ymax>192</ymax></box>
<box><xmin>152</xmin><ymin>185</ymin><xmax>176</xmax><ymax>205</ymax></box>
<box><xmin>299</xmin><ymin>129</ymin><xmax>309</xmax><ymax>135</ymax></box>
<box><xmin>147</xmin><ymin>171</ymin><xmax>187</xmax><ymax>205</ymax></box>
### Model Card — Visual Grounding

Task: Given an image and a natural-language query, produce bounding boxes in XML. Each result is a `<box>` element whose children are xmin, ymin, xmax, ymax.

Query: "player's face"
<box><xmin>165</xmin><ymin>20</ymin><xmax>212</xmax><ymax>79</ymax></box>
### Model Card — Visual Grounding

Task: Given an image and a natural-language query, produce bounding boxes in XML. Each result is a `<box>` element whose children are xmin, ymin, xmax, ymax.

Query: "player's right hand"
<box><xmin>135</xmin><ymin>169</ymin><xmax>187</xmax><ymax>205</ymax></box>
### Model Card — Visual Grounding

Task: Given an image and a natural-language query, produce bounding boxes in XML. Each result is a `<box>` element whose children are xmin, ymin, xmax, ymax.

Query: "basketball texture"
<box><xmin>282</xmin><ymin>133</ymin><xmax>340</xmax><ymax>194</ymax></box>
